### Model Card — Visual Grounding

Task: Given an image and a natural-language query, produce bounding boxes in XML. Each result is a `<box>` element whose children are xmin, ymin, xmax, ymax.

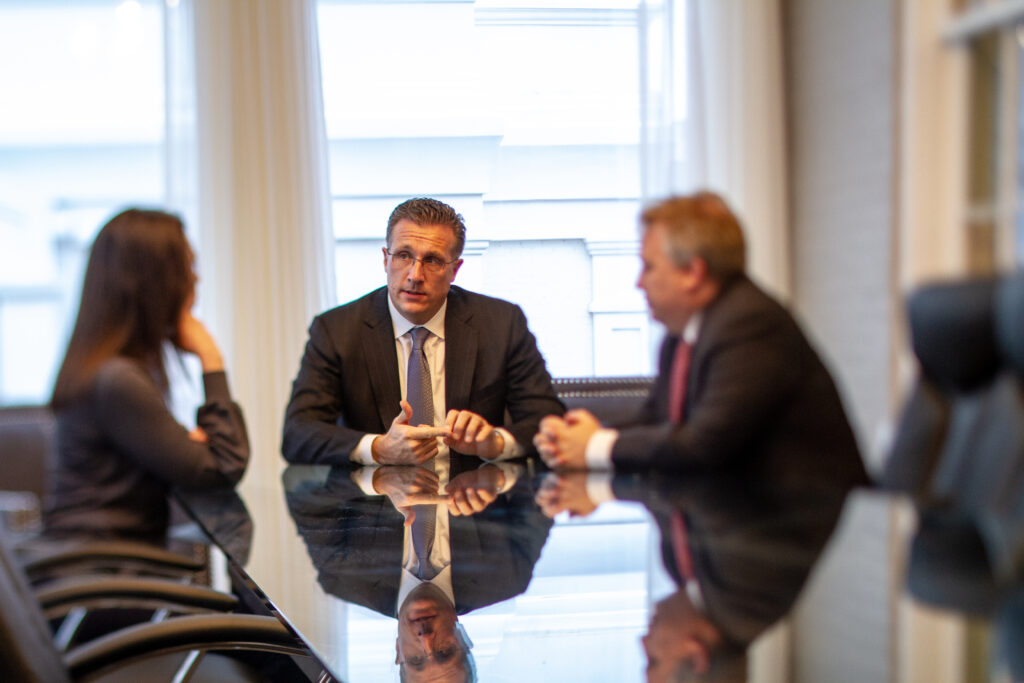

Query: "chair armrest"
<box><xmin>36</xmin><ymin>575</ymin><xmax>238</xmax><ymax>617</ymax></box>
<box><xmin>64</xmin><ymin>613</ymin><xmax>308</xmax><ymax>679</ymax></box>
<box><xmin>19</xmin><ymin>540</ymin><xmax>203</xmax><ymax>579</ymax></box>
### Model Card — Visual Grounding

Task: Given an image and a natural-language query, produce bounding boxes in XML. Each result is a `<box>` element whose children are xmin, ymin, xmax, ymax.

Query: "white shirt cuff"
<box><xmin>351</xmin><ymin>433</ymin><xmax>379</xmax><ymax>466</ymax></box>
<box><xmin>481</xmin><ymin>461</ymin><xmax>523</xmax><ymax>493</ymax></box>
<box><xmin>585</xmin><ymin>472</ymin><xmax>616</xmax><ymax>504</ymax></box>
<box><xmin>584</xmin><ymin>428</ymin><xmax>618</xmax><ymax>470</ymax></box>
<box><xmin>351</xmin><ymin>466</ymin><xmax>380</xmax><ymax>495</ymax></box>
<box><xmin>479</xmin><ymin>427</ymin><xmax>523</xmax><ymax>462</ymax></box>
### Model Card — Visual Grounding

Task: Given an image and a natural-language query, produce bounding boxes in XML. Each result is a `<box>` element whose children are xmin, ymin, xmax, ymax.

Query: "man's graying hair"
<box><xmin>640</xmin><ymin>191</ymin><xmax>746</xmax><ymax>282</ymax></box>
<box><xmin>387</xmin><ymin>198</ymin><xmax>467</xmax><ymax>259</ymax></box>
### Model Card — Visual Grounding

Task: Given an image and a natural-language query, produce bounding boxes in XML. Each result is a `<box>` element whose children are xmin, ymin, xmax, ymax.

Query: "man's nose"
<box><xmin>408</xmin><ymin>258</ymin><xmax>426</xmax><ymax>279</ymax></box>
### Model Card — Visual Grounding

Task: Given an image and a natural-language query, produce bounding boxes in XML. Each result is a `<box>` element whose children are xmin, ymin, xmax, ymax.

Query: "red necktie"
<box><xmin>667</xmin><ymin>339</ymin><xmax>693</xmax><ymax>423</ymax></box>
<box><xmin>670</xmin><ymin>509</ymin><xmax>695</xmax><ymax>581</ymax></box>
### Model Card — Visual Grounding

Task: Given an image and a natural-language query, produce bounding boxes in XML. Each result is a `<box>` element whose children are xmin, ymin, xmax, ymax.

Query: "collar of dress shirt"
<box><xmin>397</xmin><ymin>563</ymin><xmax>455</xmax><ymax>613</ymax></box>
<box><xmin>387</xmin><ymin>295</ymin><xmax>447</xmax><ymax>342</ymax></box>
<box><xmin>682</xmin><ymin>311</ymin><xmax>703</xmax><ymax>346</ymax></box>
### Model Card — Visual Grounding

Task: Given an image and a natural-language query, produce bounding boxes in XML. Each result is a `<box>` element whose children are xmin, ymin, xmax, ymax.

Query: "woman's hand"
<box><xmin>176</xmin><ymin>310</ymin><xmax>224</xmax><ymax>372</ymax></box>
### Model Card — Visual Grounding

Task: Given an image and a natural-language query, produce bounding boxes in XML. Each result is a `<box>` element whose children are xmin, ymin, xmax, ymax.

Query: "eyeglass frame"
<box><xmin>385</xmin><ymin>249</ymin><xmax>460</xmax><ymax>274</ymax></box>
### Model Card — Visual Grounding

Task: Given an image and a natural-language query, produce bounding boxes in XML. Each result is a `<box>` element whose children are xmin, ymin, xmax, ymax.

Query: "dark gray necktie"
<box><xmin>407</xmin><ymin>327</ymin><xmax>434</xmax><ymax>428</ymax></box>
<box><xmin>407</xmin><ymin>327</ymin><xmax>437</xmax><ymax>579</ymax></box>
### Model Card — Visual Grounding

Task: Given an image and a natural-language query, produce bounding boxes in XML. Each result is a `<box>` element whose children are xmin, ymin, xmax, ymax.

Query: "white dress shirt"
<box><xmin>584</xmin><ymin>313</ymin><xmax>704</xmax><ymax>470</ymax></box>
<box><xmin>349</xmin><ymin>296</ymin><xmax>522</xmax><ymax>464</ymax></box>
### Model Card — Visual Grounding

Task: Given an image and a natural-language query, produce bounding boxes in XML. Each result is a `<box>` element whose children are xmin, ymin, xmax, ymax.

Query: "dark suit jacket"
<box><xmin>615</xmin><ymin>470</ymin><xmax>853</xmax><ymax>646</ymax></box>
<box><xmin>282</xmin><ymin>462</ymin><xmax>553</xmax><ymax>616</ymax></box>
<box><xmin>282</xmin><ymin>285</ymin><xmax>564</xmax><ymax>465</ymax></box>
<box><xmin>613</xmin><ymin>275</ymin><xmax>865</xmax><ymax>482</ymax></box>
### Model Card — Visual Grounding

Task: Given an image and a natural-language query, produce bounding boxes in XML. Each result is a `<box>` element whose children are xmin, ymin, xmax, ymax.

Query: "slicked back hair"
<box><xmin>387</xmin><ymin>197</ymin><xmax>467</xmax><ymax>259</ymax></box>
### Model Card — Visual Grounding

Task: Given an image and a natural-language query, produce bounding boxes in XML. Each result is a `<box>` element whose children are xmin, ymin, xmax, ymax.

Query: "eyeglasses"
<box><xmin>386</xmin><ymin>250</ymin><xmax>458</xmax><ymax>274</ymax></box>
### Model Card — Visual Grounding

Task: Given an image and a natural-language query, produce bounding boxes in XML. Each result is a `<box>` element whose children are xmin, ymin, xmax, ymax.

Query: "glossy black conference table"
<box><xmin>174</xmin><ymin>457</ymin><xmax>1024</xmax><ymax>682</ymax></box>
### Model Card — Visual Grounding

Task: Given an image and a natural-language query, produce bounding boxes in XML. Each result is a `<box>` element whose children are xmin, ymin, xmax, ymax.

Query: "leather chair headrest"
<box><xmin>996</xmin><ymin>272</ymin><xmax>1024</xmax><ymax>376</ymax></box>
<box><xmin>908</xmin><ymin>278</ymin><xmax>999</xmax><ymax>391</ymax></box>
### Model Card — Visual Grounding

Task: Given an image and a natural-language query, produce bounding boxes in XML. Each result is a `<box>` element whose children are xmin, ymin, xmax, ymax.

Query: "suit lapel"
<box><xmin>359</xmin><ymin>290</ymin><xmax>403</xmax><ymax>427</ymax></box>
<box><xmin>444</xmin><ymin>289</ymin><xmax>477</xmax><ymax>410</ymax></box>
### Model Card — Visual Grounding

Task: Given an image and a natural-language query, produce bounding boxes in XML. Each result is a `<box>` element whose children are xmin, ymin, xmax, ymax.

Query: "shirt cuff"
<box><xmin>350</xmin><ymin>467</ymin><xmax>379</xmax><ymax>494</ymax></box>
<box><xmin>480</xmin><ymin>427</ymin><xmax>523</xmax><ymax>462</ymax></box>
<box><xmin>481</xmin><ymin>461</ymin><xmax>523</xmax><ymax>493</ymax></box>
<box><xmin>585</xmin><ymin>472</ymin><xmax>616</xmax><ymax>505</ymax></box>
<box><xmin>584</xmin><ymin>428</ymin><xmax>618</xmax><ymax>470</ymax></box>
<box><xmin>351</xmin><ymin>433</ymin><xmax>379</xmax><ymax>466</ymax></box>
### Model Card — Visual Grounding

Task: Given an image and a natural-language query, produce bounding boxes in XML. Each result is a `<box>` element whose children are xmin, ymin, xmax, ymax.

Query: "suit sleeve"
<box><xmin>96</xmin><ymin>362</ymin><xmax>249</xmax><ymax>489</ymax></box>
<box><xmin>282</xmin><ymin>316</ymin><xmax>372</xmax><ymax>465</ymax></box>
<box><xmin>502</xmin><ymin>306</ymin><xmax>565</xmax><ymax>453</ymax></box>
<box><xmin>613</xmin><ymin>305</ymin><xmax>806</xmax><ymax>470</ymax></box>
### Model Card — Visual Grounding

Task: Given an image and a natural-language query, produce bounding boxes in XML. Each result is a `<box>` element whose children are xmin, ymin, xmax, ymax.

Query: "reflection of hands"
<box><xmin>372</xmin><ymin>401</ymin><xmax>452</xmax><ymax>465</ymax></box>
<box><xmin>176</xmin><ymin>310</ymin><xmax>224</xmax><ymax>372</ymax></box>
<box><xmin>643</xmin><ymin>591</ymin><xmax>722</xmax><ymax>680</ymax></box>
<box><xmin>445</xmin><ymin>466</ymin><xmax>505</xmax><ymax>516</ymax></box>
<box><xmin>534</xmin><ymin>409</ymin><xmax>601</xmax><ymax>469</ymax></box>
<box><xmin>443</xmin><ymin>409</ymin><xmax>504</xmax><ymax>458</ymax></box>
<box><xmin>372</xmin><ymin>465</ymin><xmax>448</xmax><ymax>525</ymax></box>
<box><xmin>535</xmin><ymin>472</ymin><xmax>598</xmax><ymax>519</ymax></box>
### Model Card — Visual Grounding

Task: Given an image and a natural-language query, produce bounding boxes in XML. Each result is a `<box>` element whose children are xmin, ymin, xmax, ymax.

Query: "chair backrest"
<box><xmin>882</xmin><ymin>278</ymin><xmax>1000</xmax><ymax>495</ymax></box>
<box><xmin>0</xmin><ymin>529</ymin><xmax>71</xmax><ymax>682</ymax></box>
<box><xmin>0</xmin><ymin>405</ymin><xmax>56</xmax><ymax>497</ymax></box>
<box><xmin>551</xmin><ymin>376</ymin><xmax>654</xmax><ymax>426</ymax></box>
<box><xmin>997</xmin><ymin>272</ymin><xmax>1024</xmax><ymax>379</ymax></box>
<box><xmin>886</xmin><ymin>274</ymin><xmax>1024</xmax><ymax>514</ymax></box>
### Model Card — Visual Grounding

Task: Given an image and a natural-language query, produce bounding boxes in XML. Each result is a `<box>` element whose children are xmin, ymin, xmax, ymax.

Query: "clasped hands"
<box><xmin>372</xmin><ymin>464</ymin><xmax>505</xmax><ymax>522</ymax></box>
<box><xmin>371</xmin><ymin>400</ymin><xmax>505</xmax><ymax>464</ymax></box>
<box><xmin>533</xmin><ymin>408</ymin><xmax>602</xmax><ymax>470</ymax></box>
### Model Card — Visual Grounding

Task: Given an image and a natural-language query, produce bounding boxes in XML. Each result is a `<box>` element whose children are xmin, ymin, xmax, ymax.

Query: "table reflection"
<box><xmin>282</xmin><ymin>458</ymin><xmax>553</xmax><ymax>681</ymax></box>
<box><xmin>539</xmin><ymin>470</ymin><xmax>852</xmax><ymax>682</ymax></box>
<box><xmin>177</xmin><ymin>456</ymin><xmax>865</xmax><ymax>682</ymax></box>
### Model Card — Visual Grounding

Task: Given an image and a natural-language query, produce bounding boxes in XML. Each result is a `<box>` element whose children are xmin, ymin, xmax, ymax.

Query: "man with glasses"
<box><xmin>283</xmin><ymin>197</ymin><xmax>563</xmax><ymax>471</ymax></box>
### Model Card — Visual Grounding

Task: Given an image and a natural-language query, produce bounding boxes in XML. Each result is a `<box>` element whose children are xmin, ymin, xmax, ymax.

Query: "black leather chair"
<box><xmin>0</xmin><ymin>404</ymin><xmax>212</xmax><ymax>586</ymax></box>
<box><xmin>551</xmin><ymin>375</ymin><xmax>654</xmax><ymax>426</ymax></box>
<box><xmin>0</xmin><ymin>528</ymin><xmax>312</xmax><ymax>681</ymax></box>
<box><xmin>881</xmin><ymin>277</ymin><xmax>1002</xmax><ymax>505</ymax></box>
<box><xmin>885</xmin><ymin>274</ymin><xmax>1024</xmax><ymax>594</ymax></box>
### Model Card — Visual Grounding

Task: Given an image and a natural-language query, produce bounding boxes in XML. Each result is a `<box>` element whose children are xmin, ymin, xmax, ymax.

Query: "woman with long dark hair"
<box><xmin>44</xmin><ymin>209</ymin><xmax>250</xmax><ymax>542</ymax></box>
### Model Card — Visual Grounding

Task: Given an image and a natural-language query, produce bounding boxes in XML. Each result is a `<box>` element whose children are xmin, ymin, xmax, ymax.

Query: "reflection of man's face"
<box><xmin>396</xmin><ymin>583</ymin><xmax>468</xmax><ymax>682</ymax></box>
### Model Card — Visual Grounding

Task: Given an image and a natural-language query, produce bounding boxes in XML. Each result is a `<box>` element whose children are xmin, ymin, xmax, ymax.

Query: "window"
<box><xmin>949</xmin><ymin>0</ymin><xmax>1024</xmax><ymax>271</ymax></box>
<box><xmin>0</xmin><ymin>0</ymin><xmax>165</xmax><ymax>404</ymax></box>
<box><xmin>317</xmin><ymin>0</ymin><xmax>657</xmax><ymax>377</ymax></box>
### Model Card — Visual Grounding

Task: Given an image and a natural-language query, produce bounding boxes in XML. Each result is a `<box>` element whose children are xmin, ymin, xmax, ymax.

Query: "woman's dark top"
<box><xmin>44</xmin><ymin>357</ymin><xmax>250</xmax><ymax>541</ymax></box>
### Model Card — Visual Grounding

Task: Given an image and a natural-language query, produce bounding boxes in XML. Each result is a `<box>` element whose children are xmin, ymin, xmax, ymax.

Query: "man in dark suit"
<box><xmin>283</xmin><ymin>197</ymin><xmax>563</xmax><ymax>467</ymax></box>
<box><xmin>535</xmin><ymin>192</ymin><xmax>863</xmax><ymax>479</ymax></box>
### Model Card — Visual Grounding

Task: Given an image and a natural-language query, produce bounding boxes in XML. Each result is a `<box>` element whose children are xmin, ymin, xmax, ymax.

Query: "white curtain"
<box><xmin>641</xmin><ymin>0</ymin><xmax>791</xmax><ymax>299</ymax></box>
<box><xmin>164</xmin><ymin>0</ymin><xmax>336</xmax><ymax>491</ymax></box>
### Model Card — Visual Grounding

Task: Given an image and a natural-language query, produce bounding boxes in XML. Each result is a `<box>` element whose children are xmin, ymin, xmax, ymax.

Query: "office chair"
<box><xmin>881</xmin><ymin>277</ymin><xmax>999</xmax><ymax>500</ymax></box>
<box><xmin>551</xmin><ymin>375</ymin><xmax>654</xmax><ymax>426</ymax></box>
<box><xmin>0</xmin><ymin>528</ymin><xmax>312</xmax><ymax>682</ymax></box>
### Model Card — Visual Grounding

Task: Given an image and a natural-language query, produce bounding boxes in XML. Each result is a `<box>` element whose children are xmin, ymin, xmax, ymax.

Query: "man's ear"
<box><xmin>679</xmin><ymin>256</ymin><xmax>709</xmax><ymax>292</ymax></box>
<box><xmin>383</xmin><ymin>246</ymin><xmax>390</xmax><ymax>272</ymax></box>
<box><xmin>395</xmin><ymin>640</ymin><xmax>400</xmax><ymax>665</ymax></box>
<box><xmin>450</xmin><ymin>258</ymin><xmax>463</xmax><ymax>281</ymax></box>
